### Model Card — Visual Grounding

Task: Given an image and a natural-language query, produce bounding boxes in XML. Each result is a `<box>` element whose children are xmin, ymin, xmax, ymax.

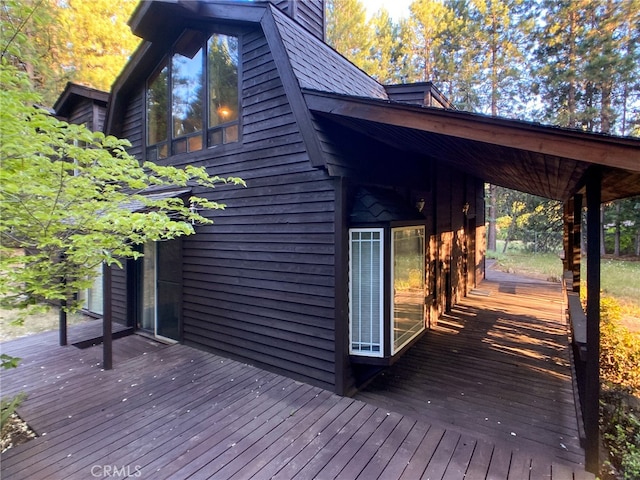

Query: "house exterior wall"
<box><xmin>110</xmin><ymin>28</ymin><xmax>338</xmax><ymax>391</ymax></box>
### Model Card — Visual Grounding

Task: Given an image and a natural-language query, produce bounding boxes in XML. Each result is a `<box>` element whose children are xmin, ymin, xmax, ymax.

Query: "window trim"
<box><xmin>348</xmin><ymin>228</ymin><xmax>385</xmax><ymax>358</ymax></box>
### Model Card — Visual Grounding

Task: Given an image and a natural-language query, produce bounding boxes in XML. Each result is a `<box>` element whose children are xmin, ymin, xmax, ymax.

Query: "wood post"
<box><xmin>103</xmin><ymin>262</ymin><xmax>113</xmax><ymax>370</ymax></box>
<box><xmin>59</xmin><ymin>299</ymin><xmax>67</xmax><ymax>346</ymax></box>
<box><xmin>585</xmin><ymin>169</ymin><xmax>601</xmax><ymax>473</ymax></box>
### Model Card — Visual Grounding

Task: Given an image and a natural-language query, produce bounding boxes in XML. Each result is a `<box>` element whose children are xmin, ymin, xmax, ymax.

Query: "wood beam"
<box><xmin>585</xmin><ymin>169</ymin><xmax>601</xmax><ymax>473</ymax></box>
<box><xmin>304</xmin><ymin>93</ymin><xmax>640</xmax><ymax>172</ymax></box>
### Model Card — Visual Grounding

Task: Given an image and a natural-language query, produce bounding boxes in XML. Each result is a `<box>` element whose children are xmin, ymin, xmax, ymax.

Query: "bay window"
<box><xmin>349</xmin><ymin>225</ymin><xmax>426</xmax><ymax>360</ymax></box>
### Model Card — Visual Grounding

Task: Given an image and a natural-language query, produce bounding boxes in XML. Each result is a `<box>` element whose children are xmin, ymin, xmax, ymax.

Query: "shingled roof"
<box><xmin>269</xmin><ymin>5</ymin><xmax>387</xmax><ymax>100</ymax></box>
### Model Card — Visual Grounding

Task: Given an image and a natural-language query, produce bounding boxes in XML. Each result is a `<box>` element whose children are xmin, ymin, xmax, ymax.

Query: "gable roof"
<box><xmin>53</xmin><ymin>82</ymin><xmax>109</xmax><ymax>118</ymax></box>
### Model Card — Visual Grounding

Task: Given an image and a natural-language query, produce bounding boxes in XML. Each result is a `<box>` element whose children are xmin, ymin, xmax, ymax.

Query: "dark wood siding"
<box><xmin>68</xmin><ymin>98</ymin><xmax>95</xmax><ymax>129</ymax></box>
<box><xmin>268</xmin><ymin>0</ymin><xmax>324</xmax><ymax>40</ymax></box>
<box><xmin>121</xmin><ymin>88</ymin><xmax>144</xmax><ymax>160</ymax></box>
<box><xmin>115</xmin><ymin>29</ymin><xmax>337</xmax><ymax>391</ymax></box>
<box><xmin>110</xmin><ymin>264</ymin><xmax>128</xmax><ymax>325</ymax></box>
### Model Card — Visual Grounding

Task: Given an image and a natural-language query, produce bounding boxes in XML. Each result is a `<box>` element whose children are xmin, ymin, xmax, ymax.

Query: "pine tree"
<box><xmin>325</xmin><ymin>0</ymin><xmax>373</xmax><ymax>72</ymax></box>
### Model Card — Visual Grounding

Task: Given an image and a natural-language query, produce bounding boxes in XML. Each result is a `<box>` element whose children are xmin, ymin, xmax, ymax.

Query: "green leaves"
<box><xmin>0</xmin><ymin>63</ymin><xmax>244</xmax><ymax>317</ymax></box>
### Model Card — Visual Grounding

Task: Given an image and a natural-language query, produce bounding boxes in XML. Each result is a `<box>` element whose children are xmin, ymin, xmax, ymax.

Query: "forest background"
<box><xmin>2</xmin><ymin>0</ymin><xmax>639</xmax><ymax>253</ymax></box>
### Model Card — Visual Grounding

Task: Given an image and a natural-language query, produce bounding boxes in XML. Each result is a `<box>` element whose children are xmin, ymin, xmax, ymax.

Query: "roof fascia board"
<box><xmin>261</xmin><ymin>7</ymin><xmax>326</xmax><ymax>168</ymax></box>
<box><xmin>304</xmin><ymin>91</ymin><xmax>640</xmax><ymax>173</ymax></box>
<box><xmin>195</xmin><ymin>2</ymin><xmax>265</xmax><ymax>22</ymax></box>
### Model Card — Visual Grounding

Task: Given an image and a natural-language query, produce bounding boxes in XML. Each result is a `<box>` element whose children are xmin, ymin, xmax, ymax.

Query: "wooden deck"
<box><xmin>1</xmin><ymin>274</ymin><xmax>594</xmax><ymax>479</ymax></box>
<box><xmin>357</xmin><ymin>266</ymin><xmax>586</xmax><ymax>466</ymax></box>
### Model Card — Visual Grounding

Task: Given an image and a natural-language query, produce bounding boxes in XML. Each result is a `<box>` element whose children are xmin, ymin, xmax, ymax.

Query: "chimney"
<box><xmin>267</xmin><ymin>0</ymin><xmax>325</xmax><ymax>41</ymax></box>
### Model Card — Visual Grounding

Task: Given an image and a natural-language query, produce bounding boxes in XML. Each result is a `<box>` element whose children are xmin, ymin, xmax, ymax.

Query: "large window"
<box><xmin>146</xmin><ymin>31</ymin><xmax>239</xmax><ymax>160</ymax></box>
<box><xmin>391</xmin><ymin>226</ymin><xmax>425</xmax><ymax>354</ymax></box>
<box><xmin>349</xmin><ymin>226</ymin><xmax>426</xmax><ymax>358</ymax></box>
<box><xmin>349</xmin><ymin>229</ymin><xmax>384</xmax><ymax>357</ymax></box>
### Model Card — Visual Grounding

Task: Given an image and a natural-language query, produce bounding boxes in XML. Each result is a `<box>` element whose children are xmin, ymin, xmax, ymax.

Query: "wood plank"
<box><xmin>1</xmin><ymin>315</ymin><xmax>595</xmax><ymax>480</ymax></box>
<box><xmin>399</xmin><ymin>425</ymin><xmax>446</xmax><ymax>479</ymax></box>
<box><xmin>355</xmin><ymin>416</ymin><xmax>416</xmax><ymax>479</ymax></box>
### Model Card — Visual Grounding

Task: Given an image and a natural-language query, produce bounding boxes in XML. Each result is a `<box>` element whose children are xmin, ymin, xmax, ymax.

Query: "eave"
<box><xmin>303</xmin><ymin>90</ymin><xmax>640</xmax><ymax>203</ymax></box>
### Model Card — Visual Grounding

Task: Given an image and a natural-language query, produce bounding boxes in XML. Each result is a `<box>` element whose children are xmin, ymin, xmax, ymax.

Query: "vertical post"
<box><xmin>585</xmin><ymin>169</ymin><xmax>601</xmax><ymax>473</ymax></box>
<box><xmin>573</xmin><ymin>193</ymin><xmax>583</xmax><ymax>293</ymax></box>
<box><xmin>334</xmin><ymin>177</ymin><xmax>349</xmax><ymax>395</ymax></box>
<box><xmin>103</xmin><ymin>262</ymin><xmax>113</xmax><ymax>370</ymax></box>
<box><xmin>59</xmin><ymin>298</ymin><xmax>67</xmax><ymax>346</ymax></box>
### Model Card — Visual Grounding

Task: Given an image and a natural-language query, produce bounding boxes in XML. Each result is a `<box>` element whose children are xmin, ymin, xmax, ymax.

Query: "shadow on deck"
<box><xmin>357</xmin><ymin>265</ymin><xmax>586</xmax><ymax>466</ymax></box>
<box><xmin>0</xmin><ymin>272</ymin><xmax>593</xmax><ymax>479</ymax></box>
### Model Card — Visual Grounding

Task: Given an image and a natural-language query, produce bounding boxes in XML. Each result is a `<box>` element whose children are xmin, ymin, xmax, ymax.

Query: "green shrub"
<box><xmin>600</xmin><ymin>296</ymin><xmax>640</xmax><ymax>395</ymax></box>
<box><xmin>0</xmin><ymin>393</ymin><xmax>27</xmax><ymax>434</ymax></box>
<box><xmin>601</xmin><ymin>389</ymin><xmax>640</xmax><ymax>479</ymax></box>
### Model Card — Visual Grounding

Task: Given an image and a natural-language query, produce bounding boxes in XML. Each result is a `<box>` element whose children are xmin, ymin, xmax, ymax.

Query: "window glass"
<box><xmin>147</xmin><ymin>63</ymin><xmax>169</xmax><ymax>147</ymax></box>
<box><xmin>349</xmin><ymin>229</ymin><xmax>384</xmax><ymax>356</ymax></box>
<box><xmin>78</xmin><ymin>264</ymin><xmax>104</xmax><ymax>315</ymax></box>
<box><xmin>145</xmin><ymin>31</ymin><xmax>239</xmax><ymax>158</ymax></box>
<box><xmin>172</xmin><ymin>47</ymin><xmax>203</xmax><ymax>141</ymax></box>
<box><xmin>392</xmin><ymin>226</ymin><xmax>425</xmax><ymax>354</ymax></box>
<box><xmin>208</xmin><ymin>34</ymin><xmax>239</xmax><ymax>129</ymax></box>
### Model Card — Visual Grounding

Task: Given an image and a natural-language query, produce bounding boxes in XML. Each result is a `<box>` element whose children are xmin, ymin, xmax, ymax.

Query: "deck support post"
<box><xmin>103</xmin><ymin>262</ymin><xmax>113</xmax><ymax>370</ymax></box>
<box><xmin>585</xmin><ymin>168</ymin><xmax>601</xmax><ymax>473</ymax></box>
<box><xmin>59</xmin><ymin>299</ymin><xmax>67</xmax><ymax>346</ymax></box>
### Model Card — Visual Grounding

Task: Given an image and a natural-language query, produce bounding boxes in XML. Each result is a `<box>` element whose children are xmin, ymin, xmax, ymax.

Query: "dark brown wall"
<box><xmin>112</xmin><ymin>28</ymin><xmax>338</xmax><ymax>391</ymax></box>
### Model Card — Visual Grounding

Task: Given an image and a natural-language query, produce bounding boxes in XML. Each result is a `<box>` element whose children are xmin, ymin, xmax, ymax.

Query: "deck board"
<box><xmin>356</xmin><ymin>267</ymin><xmax>585</xmax><ymax>466</ymax></box>
<box><xmin>1</xmin><ymin>270</ymin><xmax>594</xmax><ymax>479</ymax></box>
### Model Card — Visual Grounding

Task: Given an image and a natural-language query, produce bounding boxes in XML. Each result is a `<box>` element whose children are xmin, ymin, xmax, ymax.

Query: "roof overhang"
<box><xmin>303</xmin><ymin>90</ymin><xmax>640</xmax><ymax>202</ymax></box>
<box><xmin>53</xmin><ymin>82</ymin><xmax>109</xmax><ymax>118</ymax></box>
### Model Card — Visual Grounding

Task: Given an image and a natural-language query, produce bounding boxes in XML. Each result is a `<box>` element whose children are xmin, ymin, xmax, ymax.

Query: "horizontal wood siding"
<box><xmin>110</xmin><ymin>264</ymin><xmax>128</xmax><ymax>326</ymax></box>
<box><xmin>116</xmin><ymin>29</ymin><xmax>337</xmax><ymax>391</ymax></box>
<box><xmin>121</xmin><ymin>89</ymin><xmax>144</xmax><ymax>160</ymax></box>
<box><xmin>294</xmin><ymin>0</ymin><xmax>324</xmax><ymax>40</ymax></box>
<box><xmin>68</xmin><ymin>99</ymin><xmax>94</xmax><ymax>129</ymax></box>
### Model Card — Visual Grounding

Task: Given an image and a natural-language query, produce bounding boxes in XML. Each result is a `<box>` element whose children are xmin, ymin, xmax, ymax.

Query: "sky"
<box><xmin>362</xmin><ymin>0</ymin><xmax>413</xmax><ymax>21</ymax></box>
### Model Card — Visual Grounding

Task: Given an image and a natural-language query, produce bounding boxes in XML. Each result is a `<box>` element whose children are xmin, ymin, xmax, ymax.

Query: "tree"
<box><xmin>366</xmin><ymin>9</ymin><xmax>401</xmax><ymax>83</ymax></box>
<box><xmin>405</xmin><ymin>0</ymin><xmax>452</xmax><ymax>82</ymax></box>
<box><xmin>326</xmin><ymin>0</ymin><xmax>373</xmax><ymax>72</ymax></box>
<box><xmin>0</xmin><ymin>63</ymin><xmax>244</xmax><ymax>326</ymax></box>
<box><xmin>0</xmin><ymin>0</ymin><xmax>139</xmax><ymax>105</ymax></box>
<box><xmin>54</xmin><ymin>0</ymin><xmax>140</xmax><ymax>93</ymax></box>
<box><xmin>0</xmin><ymin>0</ymin><xmax>64</xmax><ymax>103</ymax></box>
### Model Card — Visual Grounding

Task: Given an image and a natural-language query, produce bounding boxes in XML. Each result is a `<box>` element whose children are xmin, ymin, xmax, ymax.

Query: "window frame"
<box><xmin>390</xmin><ymin>225</ymin><xmax>426</xmax><ymax>355</ymax></box>
<box><xmin>145</xmin><ymin>29</ymin><xmax>241</xmax><ymax>161</ymax></box>
<box><xmin>348</xmin><ymin>224</ymin><xmax>427</xmax><ymax>360</ymax></box>
<box><xmin>348</xmin><ymin>228</ymin><xmax>385</xmax><ymax>358</ymax></box>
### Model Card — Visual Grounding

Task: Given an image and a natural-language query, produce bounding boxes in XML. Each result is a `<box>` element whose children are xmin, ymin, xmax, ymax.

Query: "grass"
<box><xmin>487</xmin><ymin>241</ymin><xmax>564</xmax><ymax>282</ymax></box>
<box><xmin>0</xmin><ymin>305</ymin><xmax>89</xmax><ymax>343</ymax></box>
<box><xmin>489</xmin><ymin>241</ymin><xmax>640</xmax><ymax>317</ymax></box>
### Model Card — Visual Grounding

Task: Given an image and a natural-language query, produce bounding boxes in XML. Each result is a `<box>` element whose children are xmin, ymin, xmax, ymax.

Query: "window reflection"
<box><xmin>392</xmin><ymin>227</ymin><xmax>425</xmax><ymax>354</ymax></box>
<box><xmin>147</xmin><ymin>63</ymin><xmax>169</xmax><ymax>152</ymax></box>
<box><xmin>172</xmin><ymin>47</ymin><xmax>203</xmax><ymax>141</ymax></box>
